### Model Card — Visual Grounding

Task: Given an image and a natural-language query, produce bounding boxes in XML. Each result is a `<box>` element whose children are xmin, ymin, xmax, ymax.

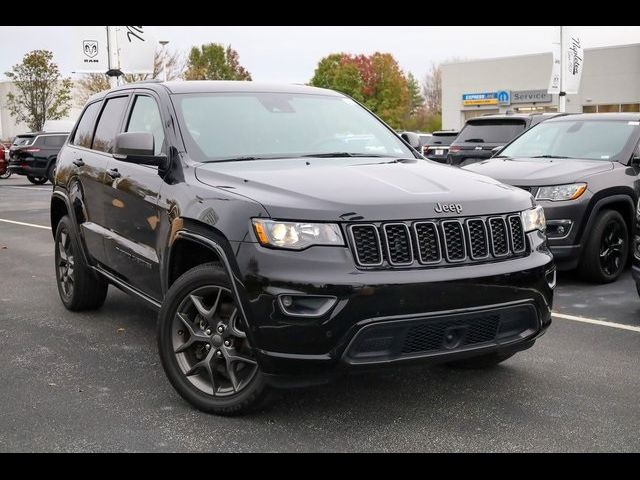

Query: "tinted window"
<box><xmin>126</xmin><ymin>95</ymin><xmax>165</xmax><ymax>155</ymax></box>
<box><xmin>72</xmin><ymin>102</ymin><xmax>102</xmax><ymax>148</ymax></box>
<box><xmin>500</xmin><ymin>120</ymin><xmax>639</xmax><ymax>162</ymax></box>
<box><xmin>92</xmin><ymin>96</ymin><xmax>129</xmax><ymax>153</ymax></box>
<box><xmin>426</xmin><ymin>133</ymin><xmax>458</xmax><ymax>146</ymax></box>
<box><xmin>12</xmin><ymin>136</ymin><xmax>34</xmax><ymax>146</ymax></box>
<box><xmin>42</xmin><ymin>135</ymin><xmax>68</xmax><ymax>147</ymax></box>
<box><xmin>458</xmin><ymin>120</ymin><xmax>526</xmax><ymax>144</ymax></box>
<box><xmin>173</xmin><ymin>93</ymin><xmax>413</xmax><ymax>162</ymax></box>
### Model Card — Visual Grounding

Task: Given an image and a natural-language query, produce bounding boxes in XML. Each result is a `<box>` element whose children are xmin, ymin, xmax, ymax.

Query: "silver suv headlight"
<box><xmin>252</xmin><ymin>219</ymin><xmax>345</xmax><ymax>250</ymax></box>
<box><xmin>521</xmin><ymin>206</ymin><xmax>546</xmax><ymax>233</ymax></box>
<box><xmin>535</xmin><ymin>183</ymin><xmax>587</xmax><ymax>201</ymax></box>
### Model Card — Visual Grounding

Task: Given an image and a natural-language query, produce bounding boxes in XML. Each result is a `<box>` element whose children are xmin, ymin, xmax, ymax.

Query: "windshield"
<box><xmin>172</xmin><ymin>92</ymin><xmax>414</xmax><ymax>162</ymax></box>
<box><xmin>499</xmin><ymin>119</ymin><xmax>639</xmax><ymax>161</ymax></box>
<box><xmin>458</xmin><ymin>120</ymin><xmax>526</xmax><ymax>144</ymax></box>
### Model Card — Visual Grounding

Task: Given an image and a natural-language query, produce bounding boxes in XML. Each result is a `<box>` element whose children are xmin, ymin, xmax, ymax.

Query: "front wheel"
<box><xmin>579</xmin><ymin>210</ymin><xmax>628</xmax><ymax>283</ymax></box>
<box><xmin>27</xmin><ymin>175</ymin><xmax>47</xmax><ymax>185</ymax></box>
<box><xmin>158</xmin><ymin>263</ymin><xmax>273</xmax><ymax>415</ymax></box>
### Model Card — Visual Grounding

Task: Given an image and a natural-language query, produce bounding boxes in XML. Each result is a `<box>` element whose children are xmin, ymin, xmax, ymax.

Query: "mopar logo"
<box><xmin>434</xmin><ymin>202</ymin><xmax>463</xmax><ymax>214</ymax></box>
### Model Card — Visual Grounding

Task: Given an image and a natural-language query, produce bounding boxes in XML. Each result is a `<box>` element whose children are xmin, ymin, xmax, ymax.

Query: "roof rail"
<box><xmin>131</xmin><ymin>78</ymin><xmax>163</xmax><ymax>84</ymax></box>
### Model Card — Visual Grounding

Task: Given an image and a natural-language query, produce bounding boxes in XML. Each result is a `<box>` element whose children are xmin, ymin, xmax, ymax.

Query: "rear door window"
<box><xmin>92</xmin><ymin>96</ymin><xmax>130</xmax><ymax>153</ymax></box>
<box><xmin>459</xmin><ymin>121</ymin><xmax>526</xmax><ymax>143</ymax></box>
<box><xmin>72</xmin><ymin>102</ymin><xmax>102</xmax><ymax>148</ymax></box>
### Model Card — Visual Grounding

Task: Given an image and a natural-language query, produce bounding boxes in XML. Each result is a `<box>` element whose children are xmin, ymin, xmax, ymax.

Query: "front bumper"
<box><xmin>232</xmin><ymin>231</ymin><xmax>554</xmax><ymax>381</ymax></box>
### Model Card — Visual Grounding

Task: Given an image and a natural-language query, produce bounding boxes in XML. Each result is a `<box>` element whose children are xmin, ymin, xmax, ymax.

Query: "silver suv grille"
<box><xmin>348</xmin><ymin>214</ymin><xmax>527</xmax><ymax>268</ymax></box>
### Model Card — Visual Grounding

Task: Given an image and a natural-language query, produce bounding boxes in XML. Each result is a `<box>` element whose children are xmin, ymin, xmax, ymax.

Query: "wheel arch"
<box><xmin>577</xmin><ymin>191</ymin><xmax>636</xmax><ymax>245</ymax></box>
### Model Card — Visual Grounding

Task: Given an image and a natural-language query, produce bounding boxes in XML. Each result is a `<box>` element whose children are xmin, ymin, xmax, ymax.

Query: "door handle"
<box><xmin>107</xmin><ymin>168</ymin><xmax>121</xmax><ymax>179</ymax></box>
<box><xmin>73</xmin><ymin>158</ymin><xmax>85</xmax><ymax>167</ymax></box>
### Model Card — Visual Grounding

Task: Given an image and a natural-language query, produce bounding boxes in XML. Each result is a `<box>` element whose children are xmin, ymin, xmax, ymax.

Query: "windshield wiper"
<box><xmin>492</xmin><ymin>155</ymin><xmax>511</xmax><ymax>159</ymax></box>
<box><xmin>464</xmin><ymin>138</ymin><xmax>485</xmax><ymax>143</ymax></box>
<box><xmin>531</xmin><ymin>155</ymin><xmax>570</xmax><ymax>159</ymax></box>
<box><xmin>301</xmin><ymin>152</ymin><xmax>393</xmax><ymax>158</ymax></box>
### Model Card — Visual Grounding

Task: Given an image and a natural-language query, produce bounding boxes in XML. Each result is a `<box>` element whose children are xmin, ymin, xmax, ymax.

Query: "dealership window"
<box><xmin>582</xmin><ymin>103</ymin><xmax>640</xmax><ymax>113</ymax></box>
<box><xmin>514</xmin><ymin>106</ymin><xmax>558</xmax><ymax>113</ymax></box>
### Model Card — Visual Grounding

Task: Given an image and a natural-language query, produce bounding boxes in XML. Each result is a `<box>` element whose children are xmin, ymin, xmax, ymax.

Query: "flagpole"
<box><xmin>558</xmin><ymin>26</ymin><xmax>566</xmax><ymax>113</ymax></box>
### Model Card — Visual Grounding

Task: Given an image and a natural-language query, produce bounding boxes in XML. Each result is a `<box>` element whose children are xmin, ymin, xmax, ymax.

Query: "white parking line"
<box><xmin>0</xmin><ymin>218</ymin><xmax>51</xmax><ymax>230</ymax></box>
<box><xmin>553</xmin><ymin>312</ymin><xmax>640</xmax><ymax>333</ymax></box>
<box><xmin>1</xmin><ymin>186</ymin><xmax>51</xmax><ymax>191</ymax></box>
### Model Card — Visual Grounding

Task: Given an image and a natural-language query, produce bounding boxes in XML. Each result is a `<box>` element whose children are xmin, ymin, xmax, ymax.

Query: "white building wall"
<box><xmin>441</xmin><ymin>43</ymin><xmax>640</xmax><ymax>130</ymax></box>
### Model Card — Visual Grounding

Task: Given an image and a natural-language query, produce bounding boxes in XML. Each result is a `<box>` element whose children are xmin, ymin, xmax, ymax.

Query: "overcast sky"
<box><xmin>1</xmin><ymin>26</ymin><xmax>639</xmax><ymax>83</ymax></box>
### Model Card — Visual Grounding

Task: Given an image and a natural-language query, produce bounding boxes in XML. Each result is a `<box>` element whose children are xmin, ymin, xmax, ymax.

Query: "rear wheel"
<box><xmin>579</xmin><ymin>210</ymin><xmax>628</xmax><ymax>283</ymax></box>
<box><xmin>55</xmin><ymin>215</ymin><xmax>108</xmax><ymax>310</ymax></box>
<box><xmin>445</xmin><ymin>352</ymin><xmax>516</xmax><ymax>369</ymax></box>
<box><xmin>0</xmin><ymin>169</ymin><xmax>11</xmax><ymax>179</ymax></box>
<box><xmin>46</xmin><ymin>162</ymin><xmax>56</xmax><ymax>184</ymax></box>
<box><xmin>158</xmin><ymin>263</ymin><xmax>273</xmax><ymax>415</ymax></box>
<box><xmin>27</xmin><ymin>175</ymin><xmax>47</xmax><ymax>185</ymax></box>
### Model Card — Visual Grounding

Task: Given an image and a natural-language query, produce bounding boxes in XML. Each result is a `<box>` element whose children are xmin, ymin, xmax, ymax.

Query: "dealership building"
<box><xmin>441</xmin><ymin>42</ymin><xmax>640</xmax><ymax>130</ymax></box>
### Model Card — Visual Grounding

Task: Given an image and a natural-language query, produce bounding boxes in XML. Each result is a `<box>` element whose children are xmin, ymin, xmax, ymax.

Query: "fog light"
<box><xmin>277</xmin><ymin>294</ymin><xmax>338</xmax><ymax>317</ymax></box>
<box><xmin>281</xmin><ymin>295</ymin><xmax>293</xmax><ymax>308</ymax></box>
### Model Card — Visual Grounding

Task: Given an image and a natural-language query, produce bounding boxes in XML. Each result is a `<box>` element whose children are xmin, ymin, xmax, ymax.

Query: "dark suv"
<box><xmin>422</xmin><ymin>130</ymin><xmax>459</xmax><ymax>163</ymax></box>
<box><xmin>50</xmin><ymin>81</ymin><xmax>554</xmax><ymax>415</ymax></box>
<box><xmin>465</xmin><ymin>113</ymin><xmax>640</xmax><ymax>283</ymax></box>
<box><xmin>8</xmin><ymin>131</ymin><xmax>69</xmax><ymax>184</ymax></box>
<box><xmin>448</xmin><ymin>113</ymin><xmax>567</xmax><ymax>167</ymax></box>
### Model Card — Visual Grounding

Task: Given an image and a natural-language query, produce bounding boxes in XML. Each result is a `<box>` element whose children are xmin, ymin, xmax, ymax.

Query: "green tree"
<box><xmin>406</xmin><ymin>73</ymin><xmax>424</xmax><ymax>115</ymax></box>
<box><xmin>184</xmin><ymin>44</ymin><xmax>251</xmax><ymax>81</ymax></box>
<box><xmin>309</xmin><ymin>52</ymin><xmax>409</xmax><ymax>129</ymax></box>
<box><xmin>5</xmin><ymin>50</ymin><xmax>73</xmax><ymax>132</ymax></box>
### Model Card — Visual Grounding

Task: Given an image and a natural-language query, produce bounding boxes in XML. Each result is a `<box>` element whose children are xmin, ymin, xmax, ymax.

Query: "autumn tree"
<box><xmin>310</xmin><ymin>52</ymin><xmax>410</xmax><ymax>129</ymax></box>
<box><xmin>184</xmin><ymin>44</ymin><xmax>251</xmax><ymax>81</ymax></box>
<box><xmin>76</xmin><ymin>48</ymin><xmax>185</xmax><ymax>105</ymax></box>
<box><xmin>4</xmin><ymin>50</ymin><xmax>73</xmax><ymax>132</ymax></box>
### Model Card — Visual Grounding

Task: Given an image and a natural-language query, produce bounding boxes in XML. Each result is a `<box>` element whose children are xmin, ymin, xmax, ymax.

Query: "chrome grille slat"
<box><xmin>349</xmin><ymin>214</ymin><xmax>528</xmax><ymax>268</ymax></box>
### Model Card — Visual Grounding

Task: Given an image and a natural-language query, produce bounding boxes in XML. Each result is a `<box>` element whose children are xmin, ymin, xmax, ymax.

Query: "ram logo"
<box><xmin>83</xmin><ymin>40</ymin><xmax>98</xmax><ymax>58</ymax></box>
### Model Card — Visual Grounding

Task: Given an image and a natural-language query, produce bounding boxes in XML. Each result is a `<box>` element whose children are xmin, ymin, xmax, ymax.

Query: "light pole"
<box><xmin>159</xmin><ymin>40</ymin><xmax>169</xmax><ymax>81</ymax></box>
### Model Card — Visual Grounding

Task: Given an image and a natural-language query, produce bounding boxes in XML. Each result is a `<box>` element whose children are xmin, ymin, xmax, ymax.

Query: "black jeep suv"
<box><xmin>8</xmin><ymin>131</ymin><xmax>69</xmax><ymax>184</ymax></box>
<box><xmin>465</xmin><ymin>113</ymin><xmax>640</xmax><ymax>284</ymax></box>
<box><xmin>448</xmin><ymin>113</ymin><xmax>567</xmax><ymax>167</ymax></box>
<box><xmin>51</xmin><ymin>81</ymin><xmax>554</xmax><ymax>415</ymax></box>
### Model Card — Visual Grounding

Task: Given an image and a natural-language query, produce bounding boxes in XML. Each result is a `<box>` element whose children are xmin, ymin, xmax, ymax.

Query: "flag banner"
<box><xmin>73</xmin><ymin>26</ymin><xmax>109</xmax><ymax>73</ymax></box>
<box><xmin>562</xmin><ymin>26</ymin><xmax>584</xmax><ymax>94</ymax></box>
<box><xmin>548</xmin><ymin>42</ymin><xmax>561</xmax><ymax>94</ymax></box>
<box><xmin>117</xmin><ymin>26</ymin><xmax>156</xmax><ymax>74</ymax></box>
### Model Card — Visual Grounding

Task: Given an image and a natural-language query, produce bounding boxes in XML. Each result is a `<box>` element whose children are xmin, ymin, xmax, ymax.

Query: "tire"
<box><xmin>445</xmin><ymin>352</ymin><xmax>516</xmax><ymax>369</ymax></box>
<box><xmin>0</xmin><ymin>170</ymin><xmax>11</xmax><ymax>179</ymax></box>
<box><xmin>578</xmin><ymin>209</ymin><xmax>628</xmax><ymax>283</ymax></box>
<box><xmin>27</xmin><ymin>175</ymin><xmax>47</xmax><ymax>185</ymax></box>
<box><xmin>158</xmin><ymin>263</ymin><xmax>273</xmax><ymax>415</ymax></box>
<box><xmin>46</xmin><ymin>162</ymin><xmax>56</xmax><ymax>184</ymax></box>
<box><xmin>54</xmin><ymin>215</ymin><xmax>108</xmax><ymax>311</ymax></box>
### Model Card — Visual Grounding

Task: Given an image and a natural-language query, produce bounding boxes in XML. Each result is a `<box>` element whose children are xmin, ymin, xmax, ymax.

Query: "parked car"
<box><xmin>8</xmin><ymin>131</ymin><xmax>69</xmax><ymax>184</ymax></box>
<box><xmin>422</xmin><ymin>130</ymin><xmax>459</xmax><ymax>163</ymax></box>
<box><xmin>0</xmin><ymin>142</ymin><xmax>11</xmax><ymax>179</ymax></box>
<box><xmin>465</xmin><ymin>113</ymin><xmax>640</xmax><ymax>283</ymax></box>
<box><xmin>51</xmin><ymin>81</ymin><xmax>553</xmax><ymax>415</ymax></box>
<box><xmin>448</xmin><ymin>113</ymin><xmax>568</xmax><ymax>167</ymax></box>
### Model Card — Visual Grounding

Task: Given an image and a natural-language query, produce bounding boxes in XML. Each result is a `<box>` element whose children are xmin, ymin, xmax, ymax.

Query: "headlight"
<box><xmin>521</xmin><ymin>206</ymin><xmax>546</xmax><ymax>233</ymax></box>
<box><xmin>535</xmin><ymin>183</ymin><xmax>587</xmax><ymax>201</ymax></box>
<box><xmin>252</xmin><ymin>219</ymin><xmax>345</xmax><ymax>250</ymax></box>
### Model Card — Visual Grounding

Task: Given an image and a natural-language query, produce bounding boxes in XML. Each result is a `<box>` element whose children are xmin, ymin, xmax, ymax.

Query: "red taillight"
<box><xmin>25</xmin><ymin>148</ymin><xmax>40</xmax><ymax>153</ymax></box>
<box><xmin>449</xmin><ymin>146</ymin><xmax>461</xmax><ymax>152</ymax></box>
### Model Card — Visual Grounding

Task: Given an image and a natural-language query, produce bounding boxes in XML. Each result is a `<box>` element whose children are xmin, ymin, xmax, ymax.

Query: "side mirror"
<box><xmin>491</xmin><ymin>146</ymin><xmax>503</xmax><ymax>157</ymax></box>
<box><xmin>113</xmin><ymin>132</ymin><xmax>167</xmax><ymax>167</ymax></box>
<box><xmin>400</xmin><ymin>131</ymin><xmax>421</xmax><ymax>150</ymax></box>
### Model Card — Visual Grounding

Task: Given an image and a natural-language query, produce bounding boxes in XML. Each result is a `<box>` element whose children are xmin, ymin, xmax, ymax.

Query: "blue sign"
<box><xmin>462</xmin><ymin>92</ymin><xmax>496</xmax><ymax>102</ymax></box>
<box><xmin>497</xmin><ymin>90</ymin><xmax>511</xmax><ymax>105</ymax></box>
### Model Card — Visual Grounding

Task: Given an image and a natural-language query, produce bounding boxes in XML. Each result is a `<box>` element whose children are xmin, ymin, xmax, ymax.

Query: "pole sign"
<box><xmin>563</xmin><ymin>26</ymin><xmax>584</xmax><ymax>94</ymax></box>
<box><xmin>73</xmin><ymin>26</ymin><xmax>109</xmax><ymax>73</ymax></box>
<box><xmin>117</xmin><ymin>26</ymin><xmax>156</xmax><ymax>74</ymax></box>
<box><xmin>511</xmin><ymin>90</ymin><xmax>553</xmax><ymax>104</ymax></box>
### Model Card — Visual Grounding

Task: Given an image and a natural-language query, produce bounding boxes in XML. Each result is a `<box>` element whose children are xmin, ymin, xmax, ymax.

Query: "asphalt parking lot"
<box><xmin>1</xmin><ymin>175</ymin><xmax>639</xmax><ymax>452</ymax></box>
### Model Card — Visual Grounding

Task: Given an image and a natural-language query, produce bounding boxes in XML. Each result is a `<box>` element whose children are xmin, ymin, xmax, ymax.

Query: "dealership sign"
<box><xmin>462</xmin><ymin>92</ymin><xmax>498</xmax><ymax>106</ymax></box>
<box><xmin>511</xmin><ymin>90</ymin><xmax>553</xmax><ymax>104</ymax></box>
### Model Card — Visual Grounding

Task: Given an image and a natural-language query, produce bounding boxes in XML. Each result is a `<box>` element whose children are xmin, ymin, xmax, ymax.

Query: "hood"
<box><xmin>463</xmin><ymin>157</ymin><xmax>615</xmax><ymax>186</ymax></box>
<box><xmin>195</xmin><ymin>157</ymin><xmax>534</xmax><ymax>221</ymax></box>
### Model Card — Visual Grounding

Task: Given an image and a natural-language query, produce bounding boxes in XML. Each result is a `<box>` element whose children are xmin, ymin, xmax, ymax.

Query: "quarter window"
<box><xmin>71</xmin><ymin>102</ymin><xmax>101</xmax><ymax>148</ymax></box>
<box><xmin>126</xmin><ymin>95</ymin><xmax>165</xmax><ymax>155</ymax></box>
<box><xmin>92</xmin><ymin>96</ymin><xmax>130</xmax><ymax>153</ymax></box>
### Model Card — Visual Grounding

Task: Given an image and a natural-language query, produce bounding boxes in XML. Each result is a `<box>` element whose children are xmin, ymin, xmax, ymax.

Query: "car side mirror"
<box><xmin>113</xmin><ymin>132</ymin><xmax>167</xmax><ymax>168</ymax></box>
<box><xmin>400</xmin><ymin>132</ymin><xmax>421</xmax><ymax>150</ymax></box>
<box><xmin>491</xmin><ymin>146</ymin><xmax>503</xmax><ymax>157</ymax></box>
